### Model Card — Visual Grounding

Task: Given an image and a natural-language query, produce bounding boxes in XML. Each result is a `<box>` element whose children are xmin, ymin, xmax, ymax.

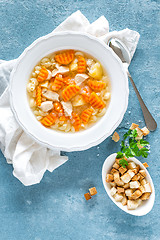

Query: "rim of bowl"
<box><xmin>10</xmin><ymin>31</ymin><xmax>129</xmax><ymax>152</ymax></box>
<box><xmin>102</xmin><ymin>153</ymin><xmax>155</xmax><ymax>216</ymax></box>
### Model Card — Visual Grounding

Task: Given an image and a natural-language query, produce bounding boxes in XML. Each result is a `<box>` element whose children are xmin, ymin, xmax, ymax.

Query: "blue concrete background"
<box><xmin>0</xmin><ymin>0</ymin><xmax>160</xmax><ymax>239</ymax></box>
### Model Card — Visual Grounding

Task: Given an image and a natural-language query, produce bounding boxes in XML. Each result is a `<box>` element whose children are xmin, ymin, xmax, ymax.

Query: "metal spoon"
<box><xmin>108</xmin><ymin>38</ymin><xmax>157</xmax><ymax>131</ymax></box>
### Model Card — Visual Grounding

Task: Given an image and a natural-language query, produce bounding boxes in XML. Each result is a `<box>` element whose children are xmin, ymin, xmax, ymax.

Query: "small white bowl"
<box><xmin>10</xmin><ymin>31</ymin><xmax>129</xmax><ymax>152</ymax></box>
<box><xmin>102</xmin><ymin>153</ymin><xmax>155</xmax><ymax>216</ymax></box>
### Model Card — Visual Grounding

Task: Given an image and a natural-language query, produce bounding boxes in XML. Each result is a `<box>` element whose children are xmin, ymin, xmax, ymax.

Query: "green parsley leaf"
<box><xmin>116</xmin><ymin>152</ymin><xmax>124</xmax><ymax>159</ymax></box>
<box><xmin>116</xmin><ymin>126</ymin><xmax>150</xmax><ymax>162</ymax></box>
<box><xmin>123</xmin><ymin>129</ymin><xmax>131</xmax><ymax>140</ymax></box>
<box><xmin>119</xmin><ymin>159</ymin><xmax>128</xmax><ymax>168</ymax></box>
<box><xmin>129</xmin><ymin>129</ymin><xmax>138</xmax><ymax>138</ymax></box>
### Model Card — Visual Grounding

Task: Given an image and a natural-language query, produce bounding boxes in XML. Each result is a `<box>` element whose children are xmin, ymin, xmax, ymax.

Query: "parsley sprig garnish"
<box><xmin>117</xmin><ymin>129</ymin><xmax>149</xmax><ymax>168</ymax></box>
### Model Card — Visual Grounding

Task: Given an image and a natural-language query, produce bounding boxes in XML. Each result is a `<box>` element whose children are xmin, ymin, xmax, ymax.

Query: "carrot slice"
<box><xmin>54</xmin><ymin>102</ymin><xmax>64</xmax><ymax>113</ymax></box>
<box><xmin>88</xmin><ymin>80</ymin><xmax>106</xmax><ymax>91</ymax></box>
<box><xmin>62</xmin><ymin>85</ymin><xmax>80</xmax><ymax>102</ymax></box>
<box><xmin>89</xmin><ymin>92</ymin><xmax>105</xmax><ymax>109</ymax></box>
<box><xmin>77</xmin><ymin>56</ymin><xmax>86</xmax><ymax>73</ymax></box>
<box><xmin>72</xmin><ymin>112</ymin><xmax>81</xmax><ymax>131</ymax></box>
<box><xmin>37</xmin><ymin>67</ymin><xmax>48</xmax><ymax>82</ymax></box>
<box><xmin>36</xmin><ymin>86</ymin><xmax>42</xmax><ymax>106</ymax></box>
<box><xmin>55</xmin><ymin>50</ymin><xmax>74</xmax><ymax>65</ymax></box>
<box><xmin>51</xmin><ymin>75</ymin><xmax>64</xmax><ymax>91</ymax></box>
<box><xmin>81</xmin><ymin>86</ymin><xmax>92</xmax><ymax>103</ymax></box>
<box><xmin>41</xmin><ymin>111</ymin><xmax>57</xmax><ymax>127</ymax></box>
<box><xmin>81</xmin><ymin>108</ymin><xmax>93</xmax><ymax>124</ymax></box>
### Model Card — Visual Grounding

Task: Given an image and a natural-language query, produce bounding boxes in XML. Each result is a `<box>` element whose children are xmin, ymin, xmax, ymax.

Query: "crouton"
<box><xmin>110</xmin><ymin>187</ymin><xmax>117</xmax><ymax>196</ymax></box>
<box><xmin>127</xmin><ymin>200</ymin><xmax>139</xmax><ymax>210</ymax></box>
<box><xmin>84</xmin><ymin>193</ymin><xmax>91</xmax><ymax>200</ymax></box>
<box><xmin>106</xmin><ymin>174</ymin><xmax>114</xmax><ymax>182</ymax></box>
<box><xmin>114</xmin><ymin>193</ymin><xmax>124</xmax><ymax>202</ymax></box>
<box><xmin>113</xmin><ymin>172</ymin><xmax>120</xmax><ymax>181</ymax></box>
<box><xmin>110</xmin><ymin>168</ymin><xmax>119</xmax><ymax>174</ymax></box>
<box><xmin>114</xmin><ymin>172</ymin><xmax>124</xmax><ymax>186</ymax></box>
<box><xmin>113</xmin><ymin>162</ymin><xmax>120</xmax><ymax>170</ymax></box>
<box><xmin>117</xmin><ymin>187</ymin><xmax>124</xmax><ymax>194</ymax></box>
<box><xmin>133</xmin><ymin>165</ymin><xmax>140</xmax><ymax>174</ymax></box>
<box><xmin>116</xmin><ymin>180</ymin><xmax>124</xmax><ymax>187</ymax></box>
<box><xmin>123</xmin><ymin>183</ymin><xmax>130</xmax><ymax>189</ymax></box>
<box><xmin>125</xmin><ymin>189</ymin><xmax>134</xmax><ymax>197</ymax></box>
<box><xmin>143</xmin><ymin>162</ymin><xmax>149</xmax><ymax>168</ymax></box>
<box><xmin>135</xmin><ymin>127</ymin><xmax>143</xmax><ymax>140</ymax></box>
<box><xmin>130</xmin><ymin>181</ymin><xmax>140</xmax><ymax>189</ymax></box>
<box><xmin>137</xmin><ymin>173</ymin><xmax>145</xmax><ymax>181</ymax></box>
<box><xmin>139</xmin><ymin>170</ymin><xmax>146</xmax><ymax>178</ymax></box>
<box><xmin>141</xmin><ymin>127</ymin><xmax>150</xmax><ymax>136</ymax></box>
<box><xmin>109</xmin><ymin>181</ymin><xmax>116</xmax><ymax>187</ymax></box>
<box><xmin>119</xmin><ymin>166</ymin><xmax>127</xmax><ymax>175</ymax></box>
<box><xmin>89</xmin><ymin>187</ymin><xmax>97</xmax><ymax>196</ymax></box>
<box><xmin>121</xmin><ymin>196</ymin><xmax>127</xmax><ymax>206</ymax></box>
<box><xmin>130</xmin><ymin>123</ymin><xmax>139</xmax><ymax>130</ymax></box>
<box><xmin>144</xmin><ymin>183</ymin><xmax>152</xmax><ymax>193</ymax></box>
<box><xmin>112</xmin><ymin>131</ymin><xmax>120</xmax><ymax>142</ymax></box>
<box><xmin>140</xmin><ymin>179</ymin><xmax>147</xmax><ymax>186</ymax></box>
<box><xmin>140</xmin><ymin>192</ymin><xmax>151</xmax><ymax>200</ymax></box>
<box><xmin>131</xmin><ymin>190</ymin><xmax>142</xmax><ymax>200</ymax></box>
<box><xmin>127</xmin><ymin>162</ymin><xmax>137</xmax><ymax>170</ymax></box>
<box><xmin>121</xmin><ymin>172</ymin><xmax>131</xmax><ymax>183</ymax></box>
<box><xmin>139</xmin><ymin>185</ymin><xmax>145</xmax><ymax>194</ymax></box>
<box><xmin>128</xmin><ymin>170</ymin><xmax>135</xmax><ymax>178</ymax></box>
<box><xmin>136</xmin><ymin>199</ymin><xmax>142</xmax><ymax>206</ymax></box>
<box><xmin>132</xmin><ymin>174</ymin><xmax>140</xmax><ymax>181</ymax></box>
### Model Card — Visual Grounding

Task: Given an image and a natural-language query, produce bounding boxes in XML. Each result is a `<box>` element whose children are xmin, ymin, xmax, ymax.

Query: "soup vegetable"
<box><xmin>27</xmin><ymin>50</ymin><xmax>111</xmax><ymax>132</ymax></box>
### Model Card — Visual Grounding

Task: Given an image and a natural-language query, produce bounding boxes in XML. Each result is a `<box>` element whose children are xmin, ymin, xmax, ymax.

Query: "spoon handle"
<box><xmin>127</xmin><ymin>70</ymin><xmax>157</xmax><ymax>131</ymax></box>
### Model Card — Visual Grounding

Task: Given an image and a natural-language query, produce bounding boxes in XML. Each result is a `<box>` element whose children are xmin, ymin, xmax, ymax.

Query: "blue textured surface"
<box><xmin>0</xmin><ymin>1</ymin><xmax>160</xmax><ymax>240</ymax></box>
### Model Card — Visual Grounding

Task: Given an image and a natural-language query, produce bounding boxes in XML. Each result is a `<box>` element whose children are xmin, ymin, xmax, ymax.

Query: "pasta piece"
<box><xmin>58</xmin><ymin>124</ymin><xmax>67</xmax><ymax>131</ymax></box>
<box><xmin>72</xmin><ymin>95</ymin><xmax>86</xmax><ymax>107</ymax></box>
<box><xmin>41</xmin><ymin>111</ymin><xmax>57</xmax><ymax>127</ymax></box>
<box><xmin>89</xmin><ymin>92</ymin><xmax>105</xmax><ymax>109</ymax></box>
<box><xmin>54</xmin><ymin>50</ymin><xmax>74</xmax><ymax>65</ymax></box>
<box><xmin>36</xmin><ymin>86</ymin><xmax>42</xmax><ymax>106</ymax></box>
<box><xmin>27</xmin><ymin>83</ymin><xmax>36</xmax><ymax>92</ymax></box>
<box><xmin>30</xmin><ymin>78</ymin><xmax>38</xmax><ymax>86</ymax></box>
<box><xmin>62</xmin><ymin>85</ymin><xmax>80</xmax><ymax>101</ymax></box>
<box><xmin>96</xmin><ymin>108</ymin><xmax>106</xmax><ymax>117</ymax></box>
<box><xmin>88</xmin><ymin>80</ymin><xmax>106</xmax><ymax>91</ymax></box>
<box><xmin>77</xmin><ymin>56</ymin><xmax>86</xmax><ymax>73</ymax></box>
<box><xmin>36</xmin><ymin>116</ymin><xmax>43</xmax><ymax>121</ymax></box>
<box><xmin>37</xmin><ymin>67</ymin><xmax>49</xmax><ymax>82</ymax></box>
<box><xmin>81</xmin><ymin>108</ymin><xmax>93</xmax><ymax>124</ymax></box>
<box><xmin>65</xmin><ymin>122</ymin><xmax>71</xmax><ymax>132</ymax></box>
<box><xmin>72</xmin><ymin>112</ymin><xmax>81</xmax><ymax>131</ymax></box>
<box><xmin>51</xmin><ymin>75</ymin><xmax>64</xmax><ymax>91</ymax></box>
<box><xmin>54</xmin><ymin>102</ymin><xmax>64</xmax><ymax>113</ymax></box>
<box><xmin>29</xmin><ymin>98</ymin><xmax>36</xmax><ymax>108</ymax></box>
<box><xmin>81</xmin><ymin>86</ymin><xmax>92</xmax><ymax>103</ymax></box>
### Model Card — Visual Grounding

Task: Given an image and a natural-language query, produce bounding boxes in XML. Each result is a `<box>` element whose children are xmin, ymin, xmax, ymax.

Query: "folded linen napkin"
<box><xmin>0</xmin><ymin>10</ymin><xmax>140</xmax><ymax>186</ymax></box>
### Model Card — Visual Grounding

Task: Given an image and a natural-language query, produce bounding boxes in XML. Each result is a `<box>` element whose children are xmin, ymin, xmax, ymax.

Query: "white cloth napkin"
<box><xmin>0</xmin><ymin>10</ymin><xmax>140</xmax><ymax>186</ymax></box>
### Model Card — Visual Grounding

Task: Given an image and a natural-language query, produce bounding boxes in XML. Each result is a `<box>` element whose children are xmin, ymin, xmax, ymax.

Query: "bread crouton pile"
<box><xmin>106</xmin><ymin>159</ymin><xmax>152</xmax><ymax>210</ymax></box>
